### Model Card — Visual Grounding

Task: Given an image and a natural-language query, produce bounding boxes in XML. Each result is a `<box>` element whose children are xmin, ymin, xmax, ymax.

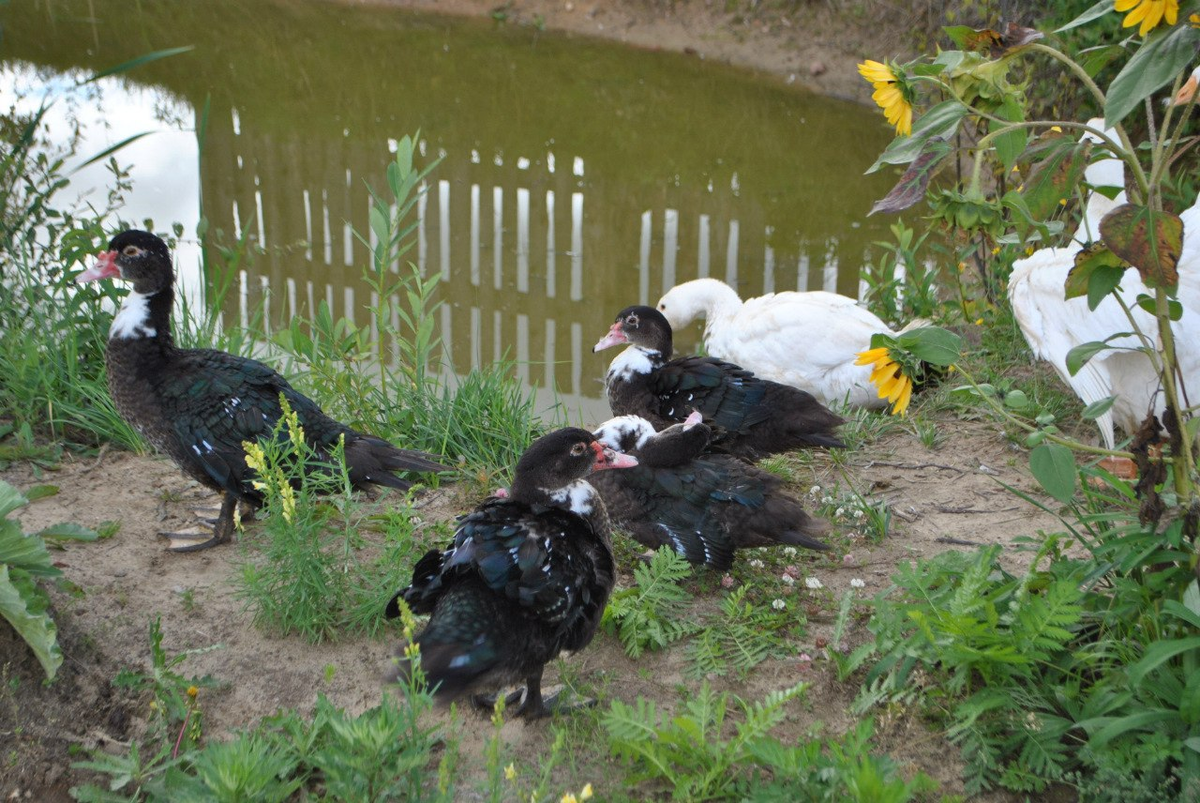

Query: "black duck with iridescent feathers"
<box><xmin>76</xmin><ymin>229</ymin><xmax>447</xmax><ymax>552</ymax></box>
<box><xmin>590</xmin><ymin>412</ymin><xmax>830</xmax><ymax>570</ymax></box>
<box><xmin>592</xmin><ymin>305</ymin><xmax>845</xmax><ymax>460</ymax></box>
<box><xmin>386</xmin><ymin>428</ymin><xmax>636</xmax><ymax>718</ymax></box>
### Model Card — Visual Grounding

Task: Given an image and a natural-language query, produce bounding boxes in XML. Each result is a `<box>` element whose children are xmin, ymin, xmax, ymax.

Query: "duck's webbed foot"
<box><xmin>161</xmin><ymin>493</ymin><xmax>238</xmax><ymax>552</ymax></box>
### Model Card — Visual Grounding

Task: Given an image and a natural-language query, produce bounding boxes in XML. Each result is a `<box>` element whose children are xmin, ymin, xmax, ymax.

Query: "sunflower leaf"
<box><xmin>1030</xmin><ymin>443</ymin><xmax>1077</xmax><ymax>504</ymax></box>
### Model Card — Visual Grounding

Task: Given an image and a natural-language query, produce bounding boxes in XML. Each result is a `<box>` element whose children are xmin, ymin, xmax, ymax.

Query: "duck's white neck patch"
<box><xmin>594</xmin><ymin>415</ymin><xmax>654</xmax><ymax>452</ymax></box>
<box><xmin>548</xmin><ymin>480</ymin><xmax>596</xmax><ymax>516</ymax></box>
<box><xmin>110</xmin><ymin>291</ymin><xmax>158</xmax><ymax>339</ymax></box>
<box><xmin>607</xmin><ymin>346</ymin><xmax>657</xmax><ymax>382</ymax></box>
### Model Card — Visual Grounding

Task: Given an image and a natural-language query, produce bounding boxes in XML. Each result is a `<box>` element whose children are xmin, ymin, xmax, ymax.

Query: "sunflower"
<box><xmin>857</xmin><ymin>60</ymin><xmax>914</xmax><ymax>136</ymax></box>
<box><xmin>854</xmin><ymin>346</ymin><xmax>915</xmax><ymax>416</ymax></box>
<box><xmin>1115</xmin><ymin>0</ymin><xmax>1179</xmax><ymax>36</ymax></box>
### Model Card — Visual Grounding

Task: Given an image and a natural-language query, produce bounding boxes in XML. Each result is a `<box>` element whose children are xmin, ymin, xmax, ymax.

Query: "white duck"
<box><xmin>1008</xmin><ymin>118</ymin><xmax>1200</xmax><ymax>449</ymax></box>
<box><xmin>655</xmin><ymin>279</ymin><xmax>916</xmax><ymax>409</ymax></box>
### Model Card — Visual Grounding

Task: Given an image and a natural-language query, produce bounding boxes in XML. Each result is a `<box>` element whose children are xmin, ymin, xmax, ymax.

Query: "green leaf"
<box><xmin>1081</xmin><ymin>396</ymin><xmax>1117</xmax><ymax>421</ymax></box>
<box><xmin>867</xmin><ymin>100</ymin><xmax>968</xmax><ymax>173</ymax></box>
<box><xmin>22</xmin><ymin>485</ymin><xmax>59</xmax><ymax>503</ymax></box>
<box><xmin>869</xmin><ymin>140</ymin><xmax>952</xmax><ymax>215</ymax></box>
<box><xmin>81</xmin><ymin>46</ymin><xmax>195</xmax><ymax>84</ymax></box>
<box><xmin>1105</xmin><ymin>25</ymin><xmax>1200</xmax><ymax>125</ymax></box>
<box><xmin>1128</xmin><ymin>636</ymin><xmax>1200</xmax><ymax>687</ymax></box>
<box><xmin>992</xmin><ymin>97</ymin><xmax>1026</xmax><ymax>172</ymax></box>
<box><xmin>0</xmin><ymin>482</ymin><xmax>28</xmax><ymax>519</ymax></box>
<box><xmin>1135</xmin><ymin>292</ymin><xmax>1184</xmax><ymax>320</ymax></box>
<box><xmin>35</xmin><ymin>523</ymin><xmax>98</xmax><ymax>543</ymax></box>
<box><xmin>1100</xmin><ymin>204</ymin><xmax>1182</xmax><ymax>289</ymax></box>
<box><xmin>0</xmin><ymin>520</ymin><xmax>57</xmax><ymax>578</ymax></box>
<box><xmin>896</xmin><ymin>326</ymin><xmax>962</xmax><ymax>366</ymax></box>
<box><xmin>1029</xmin><ymin>443</ymin><xmax>1076</xmax><ymax>503</ymax></box>
<box><xmin>1055</xmin><ymin>0</ymin><xmax>1114</xmax><ymax>32</ymax></box>
<box><xmin>1004</xmin><ymin>389</ymin><xmax>1030</xmax><ymax>410</ymax></box>
<box><xmin>73</xmin><ymin>133</ymin><xmax>153</xmax><ymax>172</ymax></box>
<box><xmin>0</xmin><ymin>565</ymin><xmax>62</xmax><ymax>680</ymax></box>
<box><xmin>1065</xmin><ymin>243</ymin><xmax>1128</xmax><ymax>310</ymax></box>
<box><xmin>1065</xmin><ymin>341</ymin><xmax>1110</xmax><ymax>376</ymax></box>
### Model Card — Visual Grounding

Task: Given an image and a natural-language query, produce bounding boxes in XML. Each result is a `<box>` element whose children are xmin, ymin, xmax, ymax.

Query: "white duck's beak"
<box><xmin>1172</xmin><ymin>69</ymin><xmax>1200</xmax><ymax>106</ymax></box>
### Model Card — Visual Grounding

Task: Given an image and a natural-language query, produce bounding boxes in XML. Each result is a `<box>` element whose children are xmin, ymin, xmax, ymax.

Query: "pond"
<box><xmin>2</xmin><ymin>0</ymin><xmax>896</xmax><ymax>423</ymax></box>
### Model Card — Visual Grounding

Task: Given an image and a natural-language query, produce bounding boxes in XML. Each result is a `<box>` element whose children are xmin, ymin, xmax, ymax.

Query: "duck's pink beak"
<box><xmin>591</xmin><ymin>441</ymin><xmax>638</xmax><ymax>470</ymax></box>
<box><xmin>1172</xmin><ymin>72</ymin><xmax>1199</xmax><ymax>106</ymax></box>
<box><xmin>76</xmin><ymin>250</ymin><xmax>120</xmax><ymax>283</ymax></box>
<box><xmin>682</xmin><ymin>410</ymin><xmax>704</xmax><ymax>430</ymax></box>
<box><xmin>592</xmin><ymin>322</ymin><xmax>628</xmax><ymax>352</ymax></box>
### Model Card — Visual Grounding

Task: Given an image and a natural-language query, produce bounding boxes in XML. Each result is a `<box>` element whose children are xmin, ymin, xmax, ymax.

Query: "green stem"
<box><xmin>953</xmin><ymin>365</ymin><xmax>1133</xmax><ymax>459</ymax></box>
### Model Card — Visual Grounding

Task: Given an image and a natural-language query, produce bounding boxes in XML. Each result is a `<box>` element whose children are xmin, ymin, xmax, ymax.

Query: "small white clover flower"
<box><xmin>852</xmin><ymin>508</ymin><xmax>864</xmax><ymax>519</ymax></box>
<box><xmin>804</xmin><ymin>576</ymin><xmax>823</xmax><ymax>590</ymax></box>
<box><xmin>772</xmin><ymin>598</ymin><xmax>786</xmax><ymax>610</ymax></box>
<box><xmin>835</xmin><ymin>507</ymin><xmax>845</xmax><ymax>518</ymax></box>
<box><xmin>749</xmin><ymin>558</ymin><xmax>765</xmax><ymax>569</ymax></box>
<box><xmin>809</xmin><ymin>485</ymin><xmax>821</xmax><ymax>496</ymax></box>
<box><xmin>782</xmin><ymin>546</ymin><xmax>797</xmax><ymax>557</ymax></box>
<box><xmin>781</xmin><ymin>574</ymin><xmax>796</xmax><ymax>586</ymax></box>
<box><xmin>850</xmin><ymin>578</ymin><xmax>866</xmax><ymax>588</ymax></box>
<box><xmin>821</xmin><ymin>495</ymin><xmax>834</xmax><ymax>504</ymax></box>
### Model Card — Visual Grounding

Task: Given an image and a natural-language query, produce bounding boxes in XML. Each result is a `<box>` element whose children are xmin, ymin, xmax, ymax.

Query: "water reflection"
<box><xmin>2</xmin><ymin>0</ymin><xmax>896</xmax><ymax>423</ymax></box>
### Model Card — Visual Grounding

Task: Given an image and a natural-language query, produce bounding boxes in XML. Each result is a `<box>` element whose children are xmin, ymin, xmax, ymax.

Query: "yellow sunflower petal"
<box><xmin>892</xmin><ymin>378</ymin><xmax>914</xmax><ymax>416</ymax></box>
<box><xmin>854</xmin><ymin>347</ymin><xmax>890</xmax><ymax>366</ymax></box>
<box><xmin>857</xmin><ymin>60</ymin><xmax>896</xmax><ymax>84</ymax></box>
<box><xmin>887</xmin><ymin>373</ymin><xmax>910</xmax><ymax>404</ymax></box>
<box><xmin>870</xmin><ymin>362</ymin><xmax>898</xmax><ymax>386</ymax></box>
<box><xmin>877</xmin><ymin>372</ymin><xmax>902</xmax><ymax>399</ymax></box>
<box><xmin>1166</xmin><ymin>0</ymin><xmax>1178</xmax><ymax>25</ymax></box>
<box><xmin>1114</xmin><ymin>0</ymin><xmax>1139</xmax><ymax>10</ymax></box>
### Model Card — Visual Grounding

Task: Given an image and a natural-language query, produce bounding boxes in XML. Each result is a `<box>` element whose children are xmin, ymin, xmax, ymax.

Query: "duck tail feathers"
<box><xmin>345</xmin><ymin>435</ymin><xmax>449</xmax><ymax>490</ymax></box>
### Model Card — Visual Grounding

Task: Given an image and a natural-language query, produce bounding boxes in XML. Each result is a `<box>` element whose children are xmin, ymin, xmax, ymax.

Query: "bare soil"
<box><xmin>0</xmin><ymin>408</ymin><xmax>1066</xmax><ymax>800</ymax></box>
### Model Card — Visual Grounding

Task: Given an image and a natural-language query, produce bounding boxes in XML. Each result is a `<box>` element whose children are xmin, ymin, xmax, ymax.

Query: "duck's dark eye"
<box><xmin>626</xmin><ymin>314</ymin><xmax>639</xmax><ymax>327</ymax></box>
<box><xmin>122</xmin><ymin>245</ymin><xmax>140</xmax><ymax>257</ymax></box>
<box><xmin>658</xmin><ymin>303</ymin><xmax>666</xmax><ymax>311</ymax></box>
<box><xmin>570</xmin><ymin>442</ymin><xmax>587</xmax><ymax>457</ymax></box>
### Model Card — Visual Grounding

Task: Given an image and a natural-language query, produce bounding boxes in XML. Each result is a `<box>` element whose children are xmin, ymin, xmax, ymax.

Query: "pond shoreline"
<box><xmin>342</xmin><ymin>0</ymin><xmax>896</xmax><ymax>103</ymax></box>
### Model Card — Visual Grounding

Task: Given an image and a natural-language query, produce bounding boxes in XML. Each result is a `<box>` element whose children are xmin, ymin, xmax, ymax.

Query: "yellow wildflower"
<box><xmin>561</xmin><ymin>794</ymin><xmax>578</xmax><ymax>803</ymax></box>
<box><xmin>857</xmin><ymin>60</ymin><xmax>914</xmax><ymax>136</ymax></box>
<box><xmin>580</xmin><ymin>785</ymin><xmax>594</xmax><ymax>801</ymax></box>
<box><xmin>279</xmin><ymin>482</ymin><xmax>296</xmax><ymax>523</ymax></box>
<box><xmin>1115</xmin><ymin>0</ymin><xmax>1179</xmax><ymax>36</ymax></box>
<box><xmin>187</xmin><ymin>685</ymin><xmax>199</xmax><ymax>699</ymax></box>
<box><xmin>505</xmin><ymin>763</ymin><xmax>517</xmax><ymax>781</ymax></box>
<box><xmin>1190</xmin><ymin>12</ymin><xmax>1200</xmax><ymax>26</ymax></box>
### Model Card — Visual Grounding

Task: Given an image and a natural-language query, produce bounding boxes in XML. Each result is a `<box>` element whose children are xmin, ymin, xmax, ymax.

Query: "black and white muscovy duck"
<box><xmin>385</xmin><ymin>428</ymin><xmax>637</xmax><ymax>718</ymax></box>
<box><xmin>76</xmin><ymin>229</ymin><xmax>447</xmax><ymax>552</ymax></box>
<box><xmin>593</xmin><ymin>305</ymin><xmax>846</xmax><ymax>459</ymax></box>
<box><xmin>590</xmin><ymin>411</ymin><xmax>830</xmax><ymax>570</ymax></box>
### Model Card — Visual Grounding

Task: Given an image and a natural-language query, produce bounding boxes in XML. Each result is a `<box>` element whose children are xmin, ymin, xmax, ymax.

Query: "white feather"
<box><xmin>109</xmin><ymin>291</ymin><xmax>157</xmax><ymax>339</ymax></box>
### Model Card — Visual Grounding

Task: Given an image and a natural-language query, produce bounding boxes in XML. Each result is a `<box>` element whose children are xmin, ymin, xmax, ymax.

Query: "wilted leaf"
<box><xmin>869</xmin><ymin>141</ymin><xmax>952</xmax><ymax>215</ymax></box>
<box><xmin>1065</xmin><ymin>243</ymin><xmax>1128</xmax><ymax>310</ymax></box>
<box><xmin>1030</xmin><ymin>443</ymin><xmax>1077</xmax><ymax>503</ymax></box>
<box><xmin>1099</xmin><ymin>204</ymin><xmax>1182</xmax><ymax>289</ymax></box>
<box><xmin>1021</xmin><ymin>136</ymin><xmax>1090</xmax><ymax>221</ymax></box>
<box><xmin>944</xmin><ymin>23</ymin><xmax>1042</xmax><ymax>56</ymax></box>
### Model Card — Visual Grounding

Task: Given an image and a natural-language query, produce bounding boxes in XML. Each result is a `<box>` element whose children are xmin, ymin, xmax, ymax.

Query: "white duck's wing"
<box><xmin>705</xmin><ymin>293</ymin><xmax>891</xmax><ymax>407</ymax></box>
<box><xmin>1009</xmin><ymin>248</ymin><xmax>1161</xmax><ymax>447</ymax></box>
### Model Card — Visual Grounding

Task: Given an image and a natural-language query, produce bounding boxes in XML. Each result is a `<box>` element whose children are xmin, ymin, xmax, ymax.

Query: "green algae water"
<box><xmin>1</xmin><ymin>0</ymin><xmax>895</xmax><ymax>422</ymax></box>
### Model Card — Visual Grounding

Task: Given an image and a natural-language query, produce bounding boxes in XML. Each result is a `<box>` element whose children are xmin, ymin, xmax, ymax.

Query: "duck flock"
<box><xmin>76</xmin><ymin>116</ymin><xmax>1195</xmax><ymax>716</ymax></box>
